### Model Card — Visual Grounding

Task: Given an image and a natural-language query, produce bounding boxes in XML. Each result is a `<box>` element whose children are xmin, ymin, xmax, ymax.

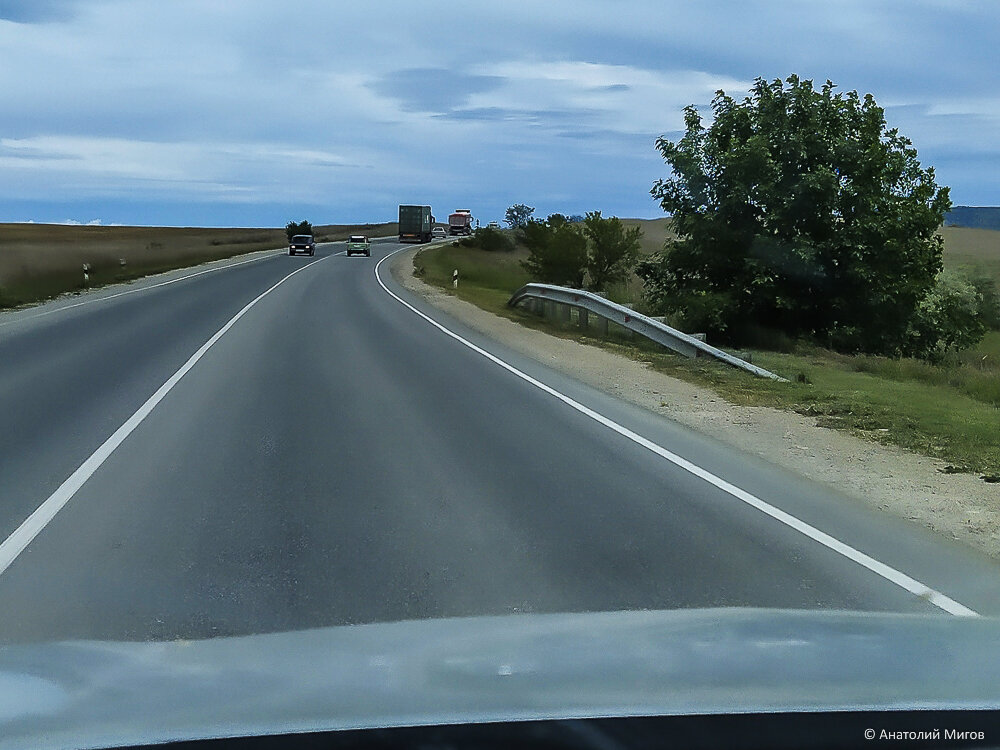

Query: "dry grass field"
<box><xmin>621</xmin><ymin>218</ymin><xmax>1000</xmax><ymax>280</ymax></box>
<box><xmin>621</xmin><ymin>217</ymin><xmax>674</xmax><ymax>256</ymax></box>
<box><xmin>0</xmin><ymin>221</ymin><xmax>396</xmax><ymax>308</ymax></box>
<box><xmin>938</xmin><ymin>225</ymin><xmax>1000</xmax><ymax>284</ymax></box>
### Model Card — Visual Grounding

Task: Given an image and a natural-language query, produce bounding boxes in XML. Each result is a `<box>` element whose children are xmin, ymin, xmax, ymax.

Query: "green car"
<box><xmin>346</xmin><ymin>235</ymin><xmax>371</xmax><ymax>257</ymax></box>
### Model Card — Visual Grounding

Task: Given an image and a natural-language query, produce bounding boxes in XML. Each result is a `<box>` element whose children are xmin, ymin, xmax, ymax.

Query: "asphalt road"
<box><xmin>2</xmin><ymin>238</ymin><xmax>1000</xmax><ymax>644</ymax></box>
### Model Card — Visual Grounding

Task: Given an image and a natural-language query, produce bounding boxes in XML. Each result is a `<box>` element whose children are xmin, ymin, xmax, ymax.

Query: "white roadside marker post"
<box><xmin>453</xmin><ymin>269</ymin><xmax>459</xmax><ymax>289</ymax></box>
<box><xmin>82</xmin><ymin>263</ymin><xmax>90</xmax><ymax>286</ymax></box>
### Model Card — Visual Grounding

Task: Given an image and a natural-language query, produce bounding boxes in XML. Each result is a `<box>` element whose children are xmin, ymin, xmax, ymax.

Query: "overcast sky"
<box><xmin>0</xmin><ymin>0</ymin><xmax>997</xmax><ymax>226</ymax></box>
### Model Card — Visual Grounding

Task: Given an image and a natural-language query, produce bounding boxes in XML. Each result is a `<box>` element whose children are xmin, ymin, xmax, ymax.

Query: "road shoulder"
<box><xmin>389</xmin><ymin>245</ymin><xmax>1000</xmax><ymax>561</ymax></box>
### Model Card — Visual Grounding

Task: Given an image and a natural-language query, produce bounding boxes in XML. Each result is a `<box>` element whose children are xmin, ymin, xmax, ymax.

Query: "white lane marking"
<box><xmin>0</xmin><ymin>256</ymin><xmax>326</xmax><ymax>576</ymax></box>
<box><xmin>373</xmin><ymin>249</ymin><xmax>979</xmax><ymax>617</ymax></box>
<box><xmin>0</xmin><ymin>250</ymin><xmax>291</xmax><ymax>328</ymax></box>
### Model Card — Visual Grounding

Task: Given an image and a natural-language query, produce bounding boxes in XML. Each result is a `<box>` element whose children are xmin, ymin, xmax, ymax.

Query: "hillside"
<box><xmin>944</xmin><ymin>206</ymin><xmax>1000</xmax><ymax>231</ymax></box>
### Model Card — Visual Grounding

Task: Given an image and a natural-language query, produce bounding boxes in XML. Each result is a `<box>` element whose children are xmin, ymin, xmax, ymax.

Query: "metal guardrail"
<box><xmin>508</xmin><ymin>283</ymin><xmax>788</xmax><ymax>381</ymax></box>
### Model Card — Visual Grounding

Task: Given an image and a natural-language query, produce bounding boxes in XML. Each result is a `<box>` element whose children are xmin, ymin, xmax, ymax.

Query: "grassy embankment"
<box><xmin>0</xmin><ymin>221</ymin><xmax>397</xmax><ymax>309</ymax></box>
<box><xmin>413</xmin><ymin>220</ymin><xmax>1000</xmax><ymax>478</ymax></box>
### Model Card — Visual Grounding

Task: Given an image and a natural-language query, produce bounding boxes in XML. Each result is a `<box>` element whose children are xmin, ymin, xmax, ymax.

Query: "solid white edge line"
<box><xmin>0</xmin><ymin>249</ymin><xmax>288</xmax><ymax>328</ymax></box>
<box><xmin>0</xmin><ymin>255</ymin><xmax>327</xmax><ymax>576</ymax></box>
<box><xmin>373</xmin><ymin>247</ymin><xmax>980</xmax><ymax>618</ymax></box>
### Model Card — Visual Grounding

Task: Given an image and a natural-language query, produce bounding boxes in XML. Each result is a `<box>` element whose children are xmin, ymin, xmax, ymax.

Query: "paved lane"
<box><xmin>1</xmin><ymin>240</ymin><xmax>999</xmax><ymax>643</ymax></box>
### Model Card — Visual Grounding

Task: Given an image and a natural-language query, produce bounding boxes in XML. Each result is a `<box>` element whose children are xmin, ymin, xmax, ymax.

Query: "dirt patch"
<box><xmin>391</xmin><ymin>246</ymin><xmax>1000</xmax><ymax>560</ymax></box>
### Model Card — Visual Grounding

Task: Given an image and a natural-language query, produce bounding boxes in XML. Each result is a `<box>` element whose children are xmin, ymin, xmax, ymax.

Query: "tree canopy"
<box><xmin>637</xmin><ymin>75</ymin><xmax>954</xmax><ymax>356</ymax></box>
<box><xmin>504</xmin><ymin>204</ymin><xmax>535</xmax><ymax>229</ymax></box>
<box><xmin>517</xmin><ymin>212</ymin><xmax>642</xmax><ymax>291</ymax></box>
<box><xmin>583</xmin><ymin>211</ymin><xmax>641</xmax><ymax>292</ymax></box>
<box><xmin>285</xmin><ymin>220</ymin><xmax>313</xmax><ymax>240</ymax></box>
<box><xmin>519</xmin><ymin>214</ymin><xmax>588</xmax><ymax>288</ymax></box>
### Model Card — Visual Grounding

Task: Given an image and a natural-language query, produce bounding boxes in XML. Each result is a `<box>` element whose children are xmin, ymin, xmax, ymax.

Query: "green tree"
<box><xmin>583</xmin><ymin>211</ymin><xmax>642</xmax><ymax>291</ymax></box>
<box><xmin>905</xmin><ymin>270</ymin><xmax>987</xmax><ymax>361</ymax></box>
<box><xmin>285</xmin><ymin>220</ymin><xmax>313</xmax><ymax>240</ymax></box>
<box><xmin>968</xmin><ymin>273</ymin><xmax>1000</xmax><ymax>330</ymax></box>
<box><xmin>637</xmin><ymin>75</ymin><xmax>952</xmax><ymax>356</ymax></box>
<box><xmin>519</xmin><ymin>215</ymin><xmax>587</xmax><ymax>287</ymax></box>
<box><xmin>504</xmin><ymin>203</ymin><xmax>535</xmax><ymax>229</ymax></box>
<box><xmin>473</xmin><ymin>225</ymin><xmax>514</xmax><ymax>252</ymax></box>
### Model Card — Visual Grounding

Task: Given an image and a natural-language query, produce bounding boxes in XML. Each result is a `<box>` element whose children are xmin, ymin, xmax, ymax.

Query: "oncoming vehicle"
<box><xmin>346</xmin><ymin>235</ymin><xmax>371</xmax><ymax>257</ymax></box>
<box><xmin>431</xmin><ymin>226</ymin><xmax>447</xmax><ymax>239</ymax></box>
<box><xmin>288</xmin><ymin>235</ymin><xmax>315</xmax><ymax>256</ymax></box>
<box><xmin>448</xmin><ymin>209</ymin><xmax>474</xmax><ymax>236</ymax></box>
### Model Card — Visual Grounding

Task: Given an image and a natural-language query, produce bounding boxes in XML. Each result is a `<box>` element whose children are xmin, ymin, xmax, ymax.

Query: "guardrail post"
<box><xmin>622</xmin><ymin>304</ymin><xmax>635</xmax><ymax>338</ymax></box>
<box><xmin>579</xmin><ymin>307</ymin><xmax>588</xmax><ymax>329</ymax></box>
<box><xmin>560</xmin><ymin>302</ymin><xmax>570</xmax><ymax>323</ymax></box>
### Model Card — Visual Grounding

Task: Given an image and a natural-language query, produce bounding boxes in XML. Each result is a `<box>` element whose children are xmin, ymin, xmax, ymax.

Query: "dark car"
<box><xmin>289</xmin><ymin>235</ymin><xmax>316</xmax><ymax>256</ymax></box>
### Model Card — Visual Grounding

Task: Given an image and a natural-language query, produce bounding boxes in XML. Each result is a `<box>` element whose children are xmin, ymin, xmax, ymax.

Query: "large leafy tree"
<box><xmin>637</xmin><ymin>75</ymin><xmax>952</xmax><ymax>355</ymax></box>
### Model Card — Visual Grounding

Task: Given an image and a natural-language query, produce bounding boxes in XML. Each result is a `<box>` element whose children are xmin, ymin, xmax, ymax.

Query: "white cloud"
<box><xmin>466</xmin><ymin>62</ymin><xmax>750</xmax><ymax>134</ymax></box>
<box><xmin>0</xmin><ymin>0</ymin><xmax>997</xmax><ymax>222</ymax></box>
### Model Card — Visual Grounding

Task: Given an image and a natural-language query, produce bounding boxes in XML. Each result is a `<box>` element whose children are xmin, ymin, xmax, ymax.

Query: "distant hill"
<box><xmin>944</xmin><ymin>206</ymin><xmax>1000</xmax><ymax>231</ymax></box>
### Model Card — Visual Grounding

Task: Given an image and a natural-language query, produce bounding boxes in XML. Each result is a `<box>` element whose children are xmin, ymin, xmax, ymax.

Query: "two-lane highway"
<box><xmin>2</xmin><ymin>238</ymin><xmax>1000</xmax><ymax>643</ymax></box>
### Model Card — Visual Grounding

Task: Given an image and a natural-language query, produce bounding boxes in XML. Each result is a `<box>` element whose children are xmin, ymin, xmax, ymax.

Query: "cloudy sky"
<box><xmin>0</xmin><ymin>0</ymin><xmax>997</xmax><ymax>226</ymax></box>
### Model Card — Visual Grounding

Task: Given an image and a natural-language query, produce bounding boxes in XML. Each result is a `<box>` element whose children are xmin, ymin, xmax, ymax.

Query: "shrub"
<box><xmin>285</xmin><ymin>220</ymin><xmax>312</xmax><ymax>240</ymax></box>
<box><xmin>519</xmin><ymin>216</ymin><xmax>587</xmax><ymax>287</ymax></box>
<box><xmin>583</xmin><ymin>211</ymin><xmax>641</xmax><ymax>292</ymax></box>
<box><xmin>905</xmin><ymin>270</ymin><xmax>987</xmax><ymax>362</ymax></box>
<box><xmin>968</xmin><ymin>273</ymin><xmax>1000</xmax><ymax>330</ymax></box>
<box><xmin>474</xmin><ymin>226</ymin><xmax>514</xmax><ymax>252</ymax></box>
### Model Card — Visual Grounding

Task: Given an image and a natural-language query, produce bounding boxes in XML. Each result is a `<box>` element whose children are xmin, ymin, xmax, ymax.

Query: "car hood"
<box><xmin>1</xmin><ymin>607</ymin><xmax>999</xmax><ymax>749</ymax></box>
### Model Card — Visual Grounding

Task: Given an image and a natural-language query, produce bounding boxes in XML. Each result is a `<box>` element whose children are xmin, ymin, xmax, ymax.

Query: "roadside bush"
<box><xmin>904</xmin><ymin>269</ymin><xmax>986</xmax><ymax>362</ymax></box>
<box><xmin>583</xmin><ymin>211</ymin><xmax>641</xmax><ymax>292</ymax></box>
<box><xmin>285</xmin><ymin>220</ymin><xmax>313</xmax><ymax>240</ymax></box>
<box><xmin>968</xmin><ymin>273</ymin><xmax>1000</xmax><ymax>329</ymax></box>
<box><xmin>519</xmin><ymin>216</ymin><xmax>587</xmax><ymax>287</ymax></box>
<box><xmin>517</xmin><ymin>212</ymin><xmax>643</xmax><ymax>292</ymax></box>
<box><xmin>667</xmin><ymin>289</ymin><xmax>737</xmax><ymax>338</ymax></box>
<box><xmin>474</xmin><ymin>226</ymin><xmax>514</xmax><ymax>252</ymax></box>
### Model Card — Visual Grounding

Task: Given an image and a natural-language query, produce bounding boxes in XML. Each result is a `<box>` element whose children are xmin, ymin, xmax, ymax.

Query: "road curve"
<box><xmin>2</xmin><ymin>239</ymin><xmax>1000</xmax><ymax>643</ymax></box>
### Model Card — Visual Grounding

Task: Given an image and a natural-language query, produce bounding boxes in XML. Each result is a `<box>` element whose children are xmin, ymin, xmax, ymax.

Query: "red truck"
<box><xmin>448</xmin><ymin>209</ymin><xmax>475</xmax><ymax>236</ymax></box>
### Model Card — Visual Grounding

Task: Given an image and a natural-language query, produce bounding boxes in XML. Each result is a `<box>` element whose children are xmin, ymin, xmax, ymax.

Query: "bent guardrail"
<box><xmin>508</xmin><ymin>283</ymin><xmax>787</xmax><ymax>381</ymax></box>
